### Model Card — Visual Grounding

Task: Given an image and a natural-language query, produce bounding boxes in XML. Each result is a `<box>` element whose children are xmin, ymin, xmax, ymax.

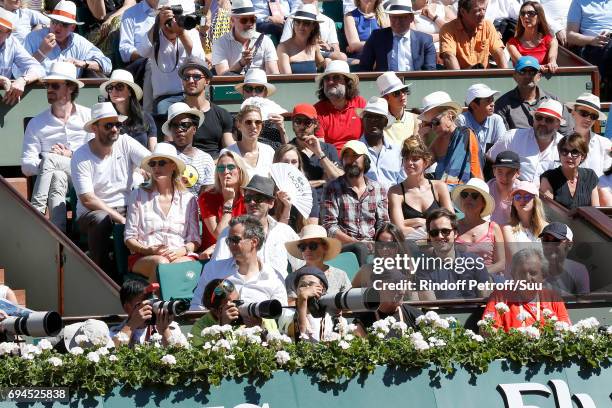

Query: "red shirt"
<box><xmin>507</xmin><ymin>34</ymin><xmax>553</xmax><ymax>64</ymax></box>
<box><xmin>314</xmin><ymin>96</ymin><xmax>367</xmax><ymax>156</ymax></box>
<box><xmin>198</xmin><ymin>190</ymin><xmax>246</xmax><ymax>250</ymax></box>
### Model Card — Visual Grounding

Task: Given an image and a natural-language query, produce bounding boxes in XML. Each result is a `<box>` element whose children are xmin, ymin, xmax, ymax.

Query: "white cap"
<box><xmin>465</xmin><ymin>83</ymin><xmax>499</xmax><ymax>106</ymax></box>
<box><xmin>356</xmin><ymin>96</ymin><xmax>396</xmax><ymax>126</ymax></box>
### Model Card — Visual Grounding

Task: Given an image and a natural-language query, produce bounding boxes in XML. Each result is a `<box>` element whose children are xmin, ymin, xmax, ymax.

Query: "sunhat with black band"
<box><xmin>285</xmin><ymin>224</ymin><xmax>342</xmax><ymax>261</ymax></box>
<box><xmin>141</xmin><ymin>142</ymin><xmax>186</xmax><ymax>174</ymax></box>
<box><xmin>43</xmin><ymin>61</ymin><xmax>84</xmax><ymax>88</ymax></box>
<box><xmin>99</xmin><ymin>69</ymin><xmax>143</xmax><ymax>101</ymax></box>
<box><xmin>83</xmin><ymin>102</ymin><xmax>127</xmax><ymax>132</ymax></box>
<box><xmin>384</xmin><ymin>0</ymin><xmax>414</xmax><ymax>14</ymax></box>
<box><xmin>565</xmin><ymin>92</ymin><xmax>607</xmax><ymax>121</ymax></box>
<box><xmin>235</xmin><ymin>68</ymin><xmax>277</xmax><ymax>96</ymax></box>
<box><xmin>161</xmin><ymin>102</ymin><xmax>204</xmax><ymax>136</ymax></box>
<box><xmin>451</xmin><ymin>177</ymin><xmax>495</xmax><ymax>218</ymax></box>
<box><xmin>291</xmin><ymin>3</ymin><xmax>325</xmax><ymax>22</ymax></box>
<box><xmin>231</xmin><ymin>0</ymin><xmax>257</xmax><ymax>16</ymax></box>
<box><xmin>315</xmin><ymin>60</ymin><xmax>359</xmax><ymax>85</ymax></box>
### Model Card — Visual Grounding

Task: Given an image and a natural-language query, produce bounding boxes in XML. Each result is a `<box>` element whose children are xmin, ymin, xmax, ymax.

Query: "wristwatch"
<box><xmin>319</xmin><ymin>153</ymin><xmax>327</xmax><ymax>160</ymax></box>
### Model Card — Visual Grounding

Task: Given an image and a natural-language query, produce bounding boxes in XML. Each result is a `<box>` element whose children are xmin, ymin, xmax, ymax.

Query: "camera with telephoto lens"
<box><xmin>232</xmin><ymin>299</ymin><xmax>283</xmax><ymax>326</ymax></box>
<box><xmin>308</xmin><ymin>288</ymin><xmax>380</xmax><ymax>318</ymax></box>
<box><xmin>1</xmin><ymin>311</ymin><xmax>63</xmax><ymax>337</ymax></box>
<box><xmin>165</xmin><ymin>4</ymin><xmax>201</xmax><ymax>30</ymax></box>
<box><xmin>143</xmin><ymin>283</ymin><xmax>189</xmax><ymax>325</ymax></box>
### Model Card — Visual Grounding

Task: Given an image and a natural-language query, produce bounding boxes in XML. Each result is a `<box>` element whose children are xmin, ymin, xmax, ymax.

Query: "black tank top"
<box><xmin>400</xmin><ymin>179</ymin><xmax>441</xmax><ymax>219</ymax></box>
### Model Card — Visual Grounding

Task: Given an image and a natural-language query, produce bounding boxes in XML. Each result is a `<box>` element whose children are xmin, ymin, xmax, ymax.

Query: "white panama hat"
<box><xmin>47</xmin><ymin>0</ymin><xmax>83</xmax><ymax>25</ymax></box>
<box><xmin>376</xmin><ymin>71</ymin><xmax>412</xmax><ymax>97</ymax></box>
<box><xmin>235</xmin><ymin>68</ymin><xmax>277</xmax><ymax>96</ymax></box>
<box><xmin>99</xmin><ymin>69</ymin><xmax>144</xmax><ymax>101</ymax></box>
<box><xmin>451</xmin><ymin>178</ymin><xmax>496</xmax><ymax>218</ymax></box>
<box><xmin>42</xmin><ymin>61</ymin><xmax>84</xmax><ymax>88</ymax></box>
<box><xmin>83</xmin><ymin>102</ymin><xmax>127</xmax><ymax>132</ymax></box>
<box><xmin>141</xmin><ymin>142</ymin><xmax>186</xmax><ymax>175</ymax></box>
<box><xmin>161</xmin><ymin>102</ymin><xmax>204</xmax><ymax>136</ymax></box>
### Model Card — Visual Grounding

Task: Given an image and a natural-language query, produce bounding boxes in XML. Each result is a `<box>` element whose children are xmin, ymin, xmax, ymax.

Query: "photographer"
<box><xmin>110</xmin><ymin>280</ymin><xmax>187</xmax><ymax>347</ymax></box>
<box><xmin>136</xmin><ymin>0</ymin><xmax>205</xmax><ymax>115</ymax></box>
<box><xmin>290</xmin><ymin>266</ymin><xmax>335</xmax><ymax>342</ymax></box>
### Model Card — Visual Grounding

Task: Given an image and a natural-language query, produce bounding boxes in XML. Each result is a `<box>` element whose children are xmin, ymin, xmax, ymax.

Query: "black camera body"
<box><xmin>231</xmin><ymin>299</ymin><xmax>282</xmax><ymax>326</ymax></box>
<box><xmin>146</xmin><ymin>298</ymin><xmax>189</xmax><ymax>326</ymax></box>
<box><xmin>165</xmin><ymin>4</ymin><xmax>200</xmax><ymax>30</ymax></box>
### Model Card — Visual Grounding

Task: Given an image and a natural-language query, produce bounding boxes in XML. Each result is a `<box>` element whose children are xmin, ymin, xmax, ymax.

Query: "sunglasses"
<box><xmin>513</xmin><ymin>193</ymin><xmax>535</xmax><ymax>202</ymax></box>
<box><xmin>520</xmin><ymin>10</ymin><xmax>537</xmax><ymax>17</ymax></box>
<box><xmin>243</xmin><ymin>119</ymin><xmax>263</xmax><ymax>127</ymax></box>
<box><xmin>390</xmin><ymin>88</ymin><xmax>409</xmax><ymax>97</ymax></box>
<box><xmin>324</xmin><ymin>74</ymin><xmax>345</xmax><ymax>82</ymax></box>
<box><xmin>517</xmin><ymin>69</ymin><xmax>539</xmax><ymax>76</ymax></box>
<box><xmin>364</xmin><ymin>114</ymin><xmax>388</xmax><ymax>124</ymax></box>
<box><xmin>226</xmin><ymin>235</ymin><xmax>246</xmax><ymax>245</ymax></box>
<box><xmin>170</xmin><ymin>121</ymin><xmax>196</xmax><ymax>131</ymax></box>
<box><xmin>297</xmin><ymin>242</ymin><xmax>323</xmax><ymax>251</ymax></box>
<box><xmin>181</xmin><ymin>73</ymin><xmax>204</xmax><ymax>82</ymax></box>
<box><xmin>244</xmin><ymin>193</ymin><xmax>269</xmax><ymax>204</ymax></box>
<box><xmin>243</xmin><ymin>85</ymin><xmax>266</xmax><ymax>94</ymax></box>
<box><xmin>460</xmin><ymin>191</ymin><xmax>481</xmax><ymax>200</ymax></box>
<box><xmin>101</xmin><ymin>122</ymin><xmax>123</xmax><ymax>130</ymax></box>
<box><xmin>429</xmin><ymin>228</ymin><xmax>453</xmax><ymax>238</ymax></box>
<box><xmin>50</xmin><ymin>20</ymin><xmax>71</xmax><ymax>28</ymax></box>
<box><xmin>293</xmin><ymin>117</ymin><xmax>315</xmax><ymax>127</ymax></box>
<box><xmin>44</xmin><ymin>82</ymin><xmax>63</xmax><ymax>90</ymax></box>
<box><xmin>239</xmin><ymin>17</ymin><xmax>256</xmax><ymax>24</ymax></box>
<box><xmin>105</xmin><ymin>83</ymin><xmax>126</xmax><ymax>93</ymax></box>
<box><xmin>148</xmin><ymin>159</ymin><xmax>168</xmax><ymax>168</ymax></box>
<box><xmin>575</xmin><ymin>109</ymin><xmax>598</xmax><ymax>121</ymax></box>
<box><xmin>534</xmin><ymin>114</ymin><xmax>557</xmax><ymax>124</ymax></box>
<box><xmin>559</xmin><ymin>148</ymin><xmax>582</xmax><ymax>158</ymax></box>
<box><xmin>216</xmin><ymin>164</ymin><xmax>237</xmax><ymax>173</ymax></box>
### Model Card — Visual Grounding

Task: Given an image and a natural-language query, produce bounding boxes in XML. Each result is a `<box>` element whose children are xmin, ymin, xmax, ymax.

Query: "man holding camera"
<box><xmin>190</xmin><ymin>215</ymin><xmax>288</xmax><ymax>310</ymax></box>
<box><xmin>111</xmin><ymin>280</ymin><xmax>186</xmax><ymax>347</ymax></box>
<box><xmin>291</xmin><ymin>266</ymin><xmax>334</xmax><ymax>342</ymax></box>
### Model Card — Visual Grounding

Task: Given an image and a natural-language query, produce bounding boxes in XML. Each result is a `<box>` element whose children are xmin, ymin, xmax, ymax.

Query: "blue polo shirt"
<box><xmin>457</xmin><ymin>111</ymin><xmax>507</xmax><ymax>153</ymax></box>
<box><xmin>567</xmin><ymin>0</ymin><xmax>612</xmax><ymax>37</ymax></box>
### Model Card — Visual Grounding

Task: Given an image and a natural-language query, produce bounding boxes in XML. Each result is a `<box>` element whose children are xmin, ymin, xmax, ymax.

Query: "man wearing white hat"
<box><xmin>0</xmin><ymin>6</ymin><xmax>44</xmax><ymax>105</ymax></box>
<box><xmin>376</xmin><ymin>71</ymin><xmax>419</xmax><ymax>145</ymax></box>
<box><xmin>488</xmin><ymin>99</ymin><xmax>564</xmax><ymax>187</ymax></box>
<box><xmin>357</xmin><ymin>96</ymin><xmax>405</xmax><ymax>191</ymax></box>
<box><xmin>212</xmin><ymin>0</ymin><xmax>279</xmax><ymax>76</ymax></box>
<box><xmin>71</xmin><ymin>102</ymin><xmax>149</xmax><ymax>271</ymax></box>
<box><xmin>21</xmin><ymin>61</ymin><xmax>92</xmax><ymax>232</ymax></box>
<box><xmin>457</xmin><ymin>83</ymin><xmax>507</xmax><ymax>154</ymax></box>
<box><xmin>359</xmin><ymin>0</ymin><xmax>436</xmax><ymax>72</ymax></box>
<box><xmin>23</xmin><ymin>0</ymin><xmax>111</xmax><ymax>77</ymax></box>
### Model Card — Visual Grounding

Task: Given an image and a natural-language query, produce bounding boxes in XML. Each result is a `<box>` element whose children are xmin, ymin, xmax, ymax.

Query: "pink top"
<box><xmin>488</xmin><ymin>179</ymin><xmax>513</xmax><ymax>227</ymax></box>
<box><xmin>456</xmin><ymin>221</ymin><xmax>497</xmax><ymax>266</ymax></box>
<box><xmin>125</xmin><ymin>187</ymin><xmax>201</xmax><ymax>250</ymax></box>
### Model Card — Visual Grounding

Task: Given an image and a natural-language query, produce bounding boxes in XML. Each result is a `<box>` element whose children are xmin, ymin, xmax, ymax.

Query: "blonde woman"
<box><xmin>344</xmin><ymin>0</ymin><xmax>388</xmax><ymax>57</ymax></box>
<box><xmin>124</xmin><ymin>143</ymin><xmax>200</xmax><ymax>282</ymax></box>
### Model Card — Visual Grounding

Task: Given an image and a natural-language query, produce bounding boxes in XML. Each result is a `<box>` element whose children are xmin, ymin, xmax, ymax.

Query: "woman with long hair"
<box><xmin>124</xmin><ymin>143</ymin><xmax>200</xmax><ymax>282</ymax></box>
<box><xmin>344</xmin><ymin>0</ymin><xmax>388</xmax><ymax>58</ymax></box>
<box><xmin>507</xmin><ymin>1</ymin><xmax>558</xmax><ymax>73</ymax></box>
<box><xmin>198</xmin><ymin>150</ymin><xmax>250</xmax><ymax>258</ymax></box>
<box><xmin>100</xmin><ymin>69</ymin><xmax>157</xmax><ymax>150</ymax></box>
<box><xmin>278</xmin><ymin>4</ymin><xmax>326</xmax><ymax>74</ymax></box>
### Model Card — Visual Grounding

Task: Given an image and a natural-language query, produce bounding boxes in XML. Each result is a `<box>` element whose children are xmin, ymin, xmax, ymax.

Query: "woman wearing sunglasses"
<box><xmin>540</xmin><ymin>133</ymin><xmax>599</xmax><ymax>209</ymax></box>
<box><xmin>198</xmin><ymin>150</ymin><xmax>250</xmax><ymax>258</ymax></box>
<box><xmin>162</xmin><ymin>102</ymin><xmax>214</xmax><ymax>196</ymax></box>
<box><xmin>224</xmin><ymin>104</ymin><xmax>275</xmax><ymax>178</ymax></box>
<box><xmin>507</xmin><ymin>1</ymin><xmax>558</xmax><ymax>73</ymax></box>
<box><xmin>124</xmin><ymin>143</ymin><xmax>201</xmax><ymax>282</ymax></box>
<box><xmin>564</xmin><ymin>93</ymin><xmax>611</xmax><ymax>177</ymax></box>
<box><xmin>100</xmin><ymin>69</ymin><xmax>156</xmax><ymax>150</ymax></box>
<box><xmin>278</xmin><ymin>4</ymin><xmax>326</xmax><ymax>74</ymax></box>
<box><xmin>451</xmin><ymin>178</ymin><xmax>505</xmax><ymax>281</ymax></box>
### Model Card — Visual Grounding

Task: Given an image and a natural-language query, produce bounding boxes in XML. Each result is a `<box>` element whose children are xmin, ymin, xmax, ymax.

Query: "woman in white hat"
<box><xmin>124</xmin><ymin>143</ymin><xmax>201</xmax><ymax>282</ymax></box>
<box><xmin>344</xmin><ymin>0</ymin><xmax>388</xmax><ymax>57</ymax></box>
<box><xmin>162</xmin><ymin>102</ymin><xmax>214</xmax><ymax>196</ymax></box>
<box><xmin>377</xmin><ymin>71</ymin><xmax>419</xmax><ymax>145</ymax></box>
<box><xmin>100</xmin><ymin>69</ymin><xmax>156</xmax><ymax>150</ymax></box>
<box><xmin>285</xmin><ymin>225</ymin><xmax>351</xmax><ymax>305</ymax></box>
<box><xmin>452</xmin><ymin>178</ymin><xmax>505</xmax><ymax>281</ymax></box>
<box><xmin>277</xmin><ymin>4</ymin><xmax>326</xmax><ymax>74</ymax></box>
<box><xmin>565</xmin><ymin>92</ymin><xmax>611</xmax><ymax>177</ymax></box>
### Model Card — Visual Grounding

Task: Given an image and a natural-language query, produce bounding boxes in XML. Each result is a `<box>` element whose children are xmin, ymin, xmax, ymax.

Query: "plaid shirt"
<box><xmin>321</xmin><ymin>176</ymin><xmax>389</xmax><ymax>241</ymax></box>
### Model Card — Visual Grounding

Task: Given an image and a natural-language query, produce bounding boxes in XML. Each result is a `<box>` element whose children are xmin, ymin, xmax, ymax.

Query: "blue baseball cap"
<box><xmin>514</xmin><ymin>56</ymin><xmax>541</xmax><ymax>72</ymax></box>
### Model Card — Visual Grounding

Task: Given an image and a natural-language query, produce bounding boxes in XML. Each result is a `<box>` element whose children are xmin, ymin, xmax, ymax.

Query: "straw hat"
<box><xmin>99</xmin><ymin>69</ymin><xmax>143</xmax><ymax>101</ymax></box>
<box><xmin>315</xmin><ymin>60</ymin><xmax>358</xmax><ymax>84</ymax></box>
<box><xmin>141</xmin><ymin>142</ymin><xmax>186</xmax><ymax>174</ymax></box>
<box><xmin>384</xmin><ymin>0</ymin><xmax>414</xmax><ymax>14</ymax></box>
<box><xmin>355</xmin><ymin>96</ymin><xmax>396</xmax><ymax>127</ymax></box>
<box><xmin>42</xmin><ymin>61</ymin><xmax>84</xmax><ymax>88</ymax></box>
<box><xmin>532</xmin><ymin>99</ymin><xmax>566</xmax><ymax>126</ymax></box>
<box><xmin>0</xmin><ymin>7</ymin><xmax>17</xmax><ymax>30</ymax></box>
<box><xmin>47</xmin><ymin>0</ymin><xmax>83</xmax><ymax>25</ymax></box>
<box><xmin>418</xmin><ymin>91</ymin><xmax>462</xmax><ymax>121</ymax></box>
<box><xmin>451</xmin><ymin>178</ymin><xmax>495</xmax><ymax>218</ymax></box>
<box><xmin>376</xmin><ymin>71</ymin><xmax>412</xmax><ymax>97</ymax></box>
<box><xmin>285</xmin><ymin>225</ymin><xmax>342</xmax><ymax>261</ymax></box>
<box><xmin>291</xmin><ymin>3</ymin><xmax>325</xmax><ymax>22</ymax></box>
<box><xmin>235</xmin><ymin>68</ymin><xmax>277</xmax><ymax>96</ymax></box>
<box><xmin>161</xmin><ymin>102</ymin><xmax>204</xmax><ymax>136</ymax></box>
<box><xmin>63</xmin><ymin>319</ymin><xmax>114</xmax><ymax>350</ymax></box>
<box><xmin>231</xmin><ymin>0</ymin><xmax>257</xmax><ymax>16</ymax></box>
<box><xmin>83</xmin><ymin>102</ymin><xmax>127</xmax><ymax>132</ymax></box>
<box><xmin>565</xmin><ymin>92</ymin><xmax>607</xmax><ymax>120</ymax></box>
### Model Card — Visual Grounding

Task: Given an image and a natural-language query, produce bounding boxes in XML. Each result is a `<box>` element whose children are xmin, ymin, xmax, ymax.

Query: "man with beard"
<box><xmin>358</xmin><ymin>96</ymin><xmax>404</xmax><ymax>191</ymax></box>
<box><xmin>71</xmin><ymin>102</ymin><xmax>149</xmax><ymax>271</ymax></box>
<box><xmin>314</xmin><ymin>60</ymin><xmax>367</xmax><ymax>155</ymax></box>
<box><xmin>320</xmin><ymin>140</ymin><xmax>389</xmax><ymax>246</ymax></box>
<box><xmin>21</xmin><ymin>62</ymin><xmax>91</xmax><ymax>232</ymax></box>
<box><xmin>488</xmin><ymin>99</ymin><xmax>564</xmax><ymax>187</ymax></box>
<box><xmin>495</xmin><ymin>56</ymin><xmax>572</xmax><ymax>136</ymax></box>
<box><xmin>178</xmin><ymin>56</ymin><xmax>234</xmax><ymax>159</ymax></box>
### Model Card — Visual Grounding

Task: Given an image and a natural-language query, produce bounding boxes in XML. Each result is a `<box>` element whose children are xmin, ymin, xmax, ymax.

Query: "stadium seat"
<box><xmin>325</xmin><ymin>252</ymin><xmax>360</xmax><ymax>280</ymax></box>
<box><xmin>156</xmin><ymin>260</ymin><xmax>206</xmax><ymax>301</ymax></box>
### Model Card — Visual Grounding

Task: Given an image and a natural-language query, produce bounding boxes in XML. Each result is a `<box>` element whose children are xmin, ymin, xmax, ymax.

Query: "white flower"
<box><xmin>96</xmin><ymin>347</ymin><xmax>109</xmax><ymax>356</ymax></box>
<box><xmin>0</xmin><ymin>342</ymin><xmax>20</xmax><ymax>356</ymax></box>
<box><xmin>477</xmin><ymin>314</ymin><xmax>494</xmax><ymax>327</ymax></box>
<box><xmin>415</xmin><ymin>315</ymin><xmax>426</xmax><ymax>326</ymax></box>
<box><xmin>517</xmin><ymin>326</ymin><xmax>540</xmax><ymax>339</ymax></box>
<box><xmin>114</xmin><ymin>332</ymin><xmax>130</xmax><ymax>346</ymax></box>
<box><xmin>74</xmin><ymin>334</ymin><xmax>89</xmax><ymax>346</ymax></box>
<box><xmin>428</xmin><ymin>337</ymin><xmax>446</xmax><ymax>347</ymax></box>
<box><xmin>323</xmin><ymin>332</ymin><xmax>341</xmax><ymax>342</ymax></box>
<box><xmin>275</xmin><ymin>350</ymin><xmax>290</xmax><ymax>365</ymax></box>
<box><xmin>37</xmin><ymin>339</ymin><xmax>53</xmax><ymax>351</ymax></box>
<box><xmin>409</xmin><ymin>332</ymin><xmax>424</xmax><ymax>342</ymax></box>
<box><xmin>24</xmin><ymin>344</ymin><xmax>41</xmax><ymax>355</ymax></box>
<box><xmin>391</xmin><ymin>321</ymin><xmax>408</xmax><ymax>333</ymax></box>
<box><xmin>542</xmin><ymin>308</ymin><xmax>554</xmax><ymax>318</ymax></box>
<box><xmin>495</xmin><ymin>302</ymin><xmax>510</xmax><ymax>314</ymax></box>
<box><xmin>108</xmin><ymin>355</ymin><xmax>119</xmax><ymax>362</ymax></box>
<box><xmin>377</xmin><ymin>332</ymin><xmax>385</xmax><ymax>339</ymax></box>
<box><xmin>212</xmin><ymin>339</ymin><xmax>232</xmax><ymax>351</ymax></box>
<box><xmin>70</xmin><ymin>347</ymin><xmax>84</xmax><ymax>356</ymax></box>
<box><xmin>150</xmin><ymin>333</ymin><xmax>163</xmax><ymax>343</ymax></box>
<box><xmin>572</xmin><ymin>317</ymin><xmax>600</xmax><ymax>332</ymax></box>
<box><xmin>219</xmin><ymin>325</ymin><xmax>233</xmax><ymax>333</ymax></box>
<box><xmin>554</xmin><ymin>321</ymin><xmax>570</xmax><ymax>332</ymax></box>
<box><xmin>338</xmin><ymin>340</ymin><xmax>350</xmax><ymax>350</ymax></box>
<box><xmin>161</xmin><ymin>354</ymin><xmax>177</xmax><ymax>365</ymax></box>
<box><xmin>516</xmin><ymin>311</ymin><xmax>530</xmax><ymax>322</ymax></box>
<box><xmin>201</xmin><ymin>326</ymin><xmax>221</xmax><ymax>337</ymax></box>
<box><xmin>47</xmin><ymin>357</ymin><xmax>62</xmax><ymax>367</ymax></box>
<box><xmin>413</xmin><ymin>339</ymin><xmax>430</xmax><ymax>351</ymax></box>
<box><xmin>226</xmin><ymin>354</ymin><xmax>235</xmax><ymax>360</ymax></box>
<box><xmin>187</xmin><ymin>333</ymin><xmax>194</xmax><ymax>339</ymax></box>
<box><xmin>371</xmin><ymin>319</ymin><xmax>391</xmax><ymax>334</ymax></box>
<box><xmin>424</xmin><ymin>311</ymin><xmax>441</xmax><ymax>325</ymax></box>
<box><xmin>203</xmin><ymin>342</ymin><xmax>212</xmax><ymax>350</ymax></box>
<box><xmin>446</xmin><ymin>317</ymin><xmax>457</xmax><ymax>326</ymax></box>
<box><xmin>87</xmin><ymin>352</ymin><xmax>100</xmax><ymax>363</ymax></box>
<box><xmin>167</xmin><ymin>333</ymin><xmax>190</xmax><ymax>349</ymax></box>
<box><xmin>471</xmin><ymin>334</ymin><xmax>484</xmax><ymax>343</ymax></box>
<box><xmin>344</xmin><ymin>334</ymin><xmax>355</xmax><ymax>342</ymax></box>
<box><xmin>266</xmin><ymin>332</ymin><xmax>292</xmax><ymax>344</ymax></box>
<box><xmin>433</xmin><ymin>319</ymin><xmax>449</xmax><ymax>329</ymax></box>
<box><xmin>21</xmin><ymin>353</ymin><xmax>34</xmax><ymax>360</ymax></box>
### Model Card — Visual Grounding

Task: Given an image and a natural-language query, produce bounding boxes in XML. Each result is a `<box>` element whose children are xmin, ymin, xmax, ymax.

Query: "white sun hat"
<box><xmin>451</xmin><ymin>178</ymin><xmax>496</xmax><ymax>218</ymax></box>
<box><xmin>465</xmin><ymin>83</ymin><xmax>499</xmax><ymax>106</ymax></box>
<box><xmin>235</xmin><ymin>68</ymin><xmax>277</xmax><ymax>96</ymax></box>
<box><xmin>47</xmin><ymin>0</ymin><xmax>83</xmax><ymax>25</ymax></box>
<box><xmin>376</xmin><ymin>71</ymin><xmax>412</xmax><ymax>97</ymax></box>
<box><xmin>532</xmin><ymin>99</ymin><xmax>566</xmax><ymax>126</ymax></box>
<box><xmin>141</xmin><ymin>142</ymin><xmax>186</xmax><ymax>174</ymax></box>
<box><xmin>384</xmin><ymin>0</ymin><xmax>414</xmax><ymax>14</ymax></box>
<box><xmin>83</xmin><ymin>102</ymin><xmax>127</xmax><ymax>132</ymax></box>
<box><xmin>291</xmin><ymin>3</ymin><xmax>325</xmax><ymax>22</ymax></box>
<box><xmin>565</xmin><ymin>92</ymin><xmax>607</xmax><ymax>120</ymax></box>
<box><xmin>42</xmin><ymin>61</ymin><xmax>84</xmax><ymax>88</ymax></box>
<box><xmin>161</xmin><ymin>102</ymin><xmax>204</xmax><ymax>136</ymax></box>
<box><xmin>231</xmin><ymin>0</ymin><xmax>257</xmax><ymax>16</ymax></box>
<box><xmin>0</xmin><ymin>7</ymin><xmax>17</xmax><ymax>30</ymax></box>
<box><xmin>419</xmin><ymin>91</ymin><xmax>462</xmax><ymax>121</ymax></box>
<box><xmin>315</xmin><ymin>60</ymin><xmax>359</xmax><ymax>84</ymax></box>
<box><xmin>99</xmin><ymin>69</ymin><xmax>144</xmax><ymax>101</ymax></box>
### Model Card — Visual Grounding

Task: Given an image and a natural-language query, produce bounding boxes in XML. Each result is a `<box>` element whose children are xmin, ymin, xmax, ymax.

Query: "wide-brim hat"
<box><xmin>231</xmin><ymin>0</ymin><xmax>257</xmax><ymax>15</ymax></box>
<box><xmin>83</xmin><ymin>102</ymin><xmax>127</xmax><ymax>132</ymax></box>
<box><xmin>451</xmin><ymin>178</ymin><xmax>495</xmax><ymax>218</ymax></box>
<box><xmin>235</xmin><ymin>68</ymin><xmax>276</xmax><ymax>96</ymax></box>
<box><xmin>161</xmin><ymin>102</ymin><xmax>204</xmax><ymax>136</ymax></box>
<box><xmin>291</xmin><ymin>3</ymin><xmax>325</xmax><ymax>22</ymax></box>
<box><xmin>141</xmin><ymin>142</ymin><xmax>186</xmax><ymax>174</ymax></box>
<box><xmin>99</xmin><ymin>69</ymin><xmax>143</xmax><ymax>101</ymax></box>
<box><xmin>532</xmin><ymin>99</ymin><xmax>566</xmax><ymax>126</ymax></box>
<box><xmin>315</xmin><ymin>60</ymin><xmax>359</xmax><ymax>84</ymax></box>
<box><xmin>376</xmin><ymin>71</ymin><xmax>412</xmax><ymax>97</ymax></box>
<box><xmin>63</xmin><ymin>319</ymin><xmax>114</xmax><ymax>350</ymax></box>
<box><xmin>565</xmin><ymin>92</ymin><xmax>607</xmax><ymax>120</ymax></box>
<box><xmin>42</xmin><ymin>61</ymin><xmax>84</xmax><ymax>88</ymax></box>
<box><xmin>0</xmin><ymin>7</ymin><xmax>17</xmax><ymax>30</ymax></box>
<box><xmin>355</xmin><ymin>96</ymin><xmax>396</xmax><ymax>127</ymax></box>
<box><xmin>384</xmin><ymin>0</ymin><xmax>415</xmax><ymax>14</ymax></box>
<box><xmin>47</xmin><ymin>0</ymin><xmax>83</xmax><ymax>25</ymax></box>
<box><xmin>285</xmin><ymin>224</ymin><xmax>342</xmax><ymax>261</ymax></box>
<box><xmin>419</xmin><ymin>91</ymin><xmax>462</xmax><ymax>121</ymax></box>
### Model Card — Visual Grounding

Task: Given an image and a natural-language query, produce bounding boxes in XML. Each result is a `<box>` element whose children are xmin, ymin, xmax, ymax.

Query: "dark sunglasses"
<box><xmin>429</xmin><ymin>228</ymin><xmax>453</xmax><ymax>238</ymax></box>
<box><xmin>364</xmin><ymin>114</ymin><xmax>388</xmax><ymax>124</ymax></box>
<box><xmin>293</xmin><ymin>117</ymin><xmax>315</xmax><ymax>127</ymax></box>
<box><xmin>226</xmin><ymin>235</ymin><xmax>246</xmax><ymax>245</ymax></box>
<box><xmin>513</xmin><ymin>193</ymin><xmax>535</xmax><ymax>202</ymax></box>
<box><xmin>101</xmin><ymin>122</ymin><xmax>123</xmax><ymax>130</ymax></box>
<box><xmin>244</xmin><ymin>193</ymin><xmax>269</xmax><ymax>204</ymax></box>
<box><xmin>297</xmin><ymin>242</ymin><xmax>323</xmax><ymax>252</ymax></box>
<box><xmin>170</xmin><ymin>121</ymin><xmax>196</xmax><ymax>131</ymax></box>
<box><xmin>148</xmin><ymin>159</ymin><xmax>168</xmax><ymax>168</ymax></box>
<box><xmin>244</xmin><ymin>119</ymin><xmax>263</xmax><ymax>127</ymax></box>
<box><xmin>44</xmin><ymin>82</ymin><xmax>63</xmax><ymax>90</ymax></box>
<box><xmin>559</xmin><ymin>148</ymin><xmax>582</xmax><ymax>158</ymax></box>
<box><xmin>216</xmin><ymin>164</ymin><xmax>237</xmax><ymax>173</ymax></box>
<box><xmin>105</xmin><ymin>83</ymin><xmax>126</xmax><ymax>93</ymax></box>
<box><xmin>243</xmin><ymin>85</ymin><xmax>266</xmax><ymax>94</ymax></box>
<box><xmin>460</xmin><ymin>191</ymin><xmax>481</xmax><ymax>200</ymax></box>
<box><xmin>239</xmin><ymin>17</ymin><xmax>256</xmax><ymax>24</ymax></box>
<box><xmin>534</xmin><ymin>114</ymin><xmax>557</xmax><ymax>124</ymax></box>
<box><xmin>50</xmin><ymin>20</ymin><xmax>71</xmax><ymax>28</ymax></box>
<box><xmin>324</xmin><ymin>74</ymin><xmax>345</xmax><ymax>82</ymax></box>
<box><xmin>518</xmin><ymin>69</ymin><xmax>539</xmax><ymax>76</ymax></box>
<box><xmin>181</xmin><ymin>73</ymin><xmax>204</xmax><ymax>82</ymax></box>
<box><xmin>575</xmin><ymin>109</ymin><xmax>598</xmax><ymax>121</ymax></box>
<box><xmin>391</xmin><ymin>88</ymin><xmax>409</xmax><ymax>97</ymax></box>
<box><xmin>520</xmin><ymin>10</ymin><xmax>537</xmax><ymax>17</ymax></box>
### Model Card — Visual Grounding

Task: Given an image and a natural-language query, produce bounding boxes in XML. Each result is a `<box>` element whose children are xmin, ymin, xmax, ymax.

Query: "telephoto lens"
<box><xmin>314</xmin><ymin>288</ymin><xmax>380</xmax><ymax>315</ymax></box>
<box><xmin>151</xmin><ymin>299</ymin><xmax>190</xmax><ymax>316</ymax></box>
<box><xmin>238</xmin><ymin>299</ymin><xmax>283</xmax><ymax>319</ymax></box>
<box><xmin>1</xmin><ymin>311</ymin><xmax>63</xmax><ymax>337</ymax></box>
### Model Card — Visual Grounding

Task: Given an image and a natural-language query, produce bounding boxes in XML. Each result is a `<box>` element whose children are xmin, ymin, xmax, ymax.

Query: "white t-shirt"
<box><xmin>222</xmin><ymin>142</ymin><xmax>275</xmax><ymax>178</ymax></box>
<box><xmin>71</xmin><ymin>134</ymin><xmax>150</xmax><ymax>217</ymax></box>
<box><xmin>280</xmin><ymin>13</ymin><xmax>339</xmax><ymax>45</ymax></box>
<box><xmin>212</xmin><ymin>30</ymin><xmax>278</xmax><ymax>73</ymax></box>
<box><xmin>580</xmin><ymin>131</ymin><xmax>612</xmax><ymax>177</ymax></box>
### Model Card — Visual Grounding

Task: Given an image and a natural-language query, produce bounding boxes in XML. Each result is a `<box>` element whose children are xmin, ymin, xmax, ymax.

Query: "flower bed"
<box><xmin>0</xmin><ymin>311</ymin><xmax>610</xmax><ymax>396</ymax></box>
